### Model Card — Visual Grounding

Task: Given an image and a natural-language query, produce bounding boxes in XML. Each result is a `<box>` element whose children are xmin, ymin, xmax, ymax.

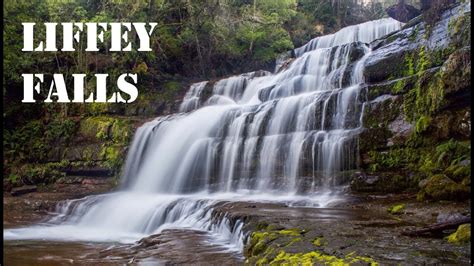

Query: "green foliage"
<box><xmin>16</xmin><ymin>162</ymin><xmax>67</xmax><ymax>185</ymax></box>
<box><xmin>100</xmin><ymin>144</ymin><xmax>124</xmax><ymax>172</ymax></box>
<box><xmin>4</xmin><ymin>118</ymin><xmax>77</xmax><ymax>163</ymax></box>
<box><xmin>79</xmin><ymin>117</ymin><xmax>132</xmax><ymax>143</ymax></box>
<box><xmin>434</xmin><ymin>139</ymin><xmax>470</xmax><ymax>168</ymax></box>
<box><xmin>415</xmin><ymin>115</ymin><xmax>431</xmax><ymax>134</ymax></box>
<box><xmin>44</xmin><ymin>119</ymin><xmax>77</xmax><ymax>143</ymax></box>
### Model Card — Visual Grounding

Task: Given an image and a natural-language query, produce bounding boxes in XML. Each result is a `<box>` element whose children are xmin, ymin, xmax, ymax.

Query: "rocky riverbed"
<box><xmin>4</xmin><ymin>183</ymin><xmax>470</xmax><ymax>265</ymax></box>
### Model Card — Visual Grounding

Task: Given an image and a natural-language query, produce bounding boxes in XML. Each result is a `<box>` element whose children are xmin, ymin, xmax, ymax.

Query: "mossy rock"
<box><xmin>100</xmin><ymin>144</ymin><xmax>126</xmax><ymax>173</ymax></box>
<box><xmin>441</xmin><ymin>47</ymin><xmax>470</xmax><ymax>96</ymax></box>
<box><xmin>264</xmin><ymin>250</ymin><xmax>378</xmax><ymax>265</ymax></box>
<box><xmin>79</xmin><ymin>117</ymin><xmax>115</xmax><ymax>141</ymax></box>
<box><xmin>444</xmin><ymin>162</ymin><xmax>471</xmax><ymax>182</ymax></box>
<box><xmin>79</xmin><ymin>117</ymin><xmax>132</xmax><ymax>143</ymax></box>
<box><xmin>446</xmin><ymin>223</ymin><xmax>471</xmax><ymax>244</ymax></box>
<box><xmin>387</xmin><ymin>204</ymin><xmax>406</xmax><ymax>214</ymax></box>
<box><xmin>417</xmin><ymin>174</ymin><xmax>470</xmax><ymax>201</ymax></box>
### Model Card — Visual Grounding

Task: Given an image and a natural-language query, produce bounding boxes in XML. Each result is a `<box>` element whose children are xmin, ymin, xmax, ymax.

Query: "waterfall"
<box><xmin>4</xmin><ymin>18</ymin><xmax>403</xmax><ymax>251</ymax></box>
<box><xmin>179</xmin><ymin>81</ymin><xmax>208</xmax><ymax>112</ymax></box>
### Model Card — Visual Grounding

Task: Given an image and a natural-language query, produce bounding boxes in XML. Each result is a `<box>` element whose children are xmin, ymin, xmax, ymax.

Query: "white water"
<box><xmin>5</xmin><ymin>18</ymin><xmax>402</xmax><ymax>253</ymax></box>
<box><xmin>179</xmin><ymin>81</ymin><xmax>208</xmax><ymax>112</ymax></box>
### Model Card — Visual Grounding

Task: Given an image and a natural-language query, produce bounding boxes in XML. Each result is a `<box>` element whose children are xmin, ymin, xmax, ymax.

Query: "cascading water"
<box><xmin>179</xmin><ymin>81</ymin><xmax>208</xmax><ymax>112</ymax></box>
<box><xmin>4</xmin><ymin>18</ymin><xmax>402</xmax><ymax>254</ymax></box>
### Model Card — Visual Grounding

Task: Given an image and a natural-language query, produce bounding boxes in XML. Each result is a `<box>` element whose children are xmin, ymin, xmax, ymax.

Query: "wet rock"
<box><xmin>56</xmin><ymin>176</ymin><xmax>83</xmax><ymax>184</ymax></box>
<box><xmin>81</xmin><ymin>179</ymin><xmax>109</xmax><ymax>185</ymax></box>
<box><xmin>349</xmin><ymin>172</ymin><xmax>380</xmax><ymax>192</ymax></box>
<box><xmin>62</xmin><ymin>145</ymin><xmax>103</xmax><ymax>162</ymax></box>
<box><xmin>441</xmin><ymin>47</ymin><xmax>471</xmax><ymax>96</ymax></box>
<box><xmin>64</xmin><ymin>167</ymin><xmax>113</xmax><ymax>177</ymax></box>
<box><xmin>437</xmin><ymin>212</ymin><xmax>468</xmax><ymax>224</ymax></box>
<box><xmin>11</xmin><ymin>185</ymin><xmax>37</xmax><ymax>196</ymax></box>
<box><xmin>387</xmin><ymin>113</ymin><xmax>414</xmax><ymax>145</ymax></box>
<box><xmin>137</xmin><ymin>234</ymin><xmax>162</xmax><ymax>248</ymax></box>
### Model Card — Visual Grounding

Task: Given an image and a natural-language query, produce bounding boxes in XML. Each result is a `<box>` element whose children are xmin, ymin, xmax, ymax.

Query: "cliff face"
<box><xmin>353</xmin><ymin>2</ymin><xmax>471</xmax><ymax>200</ymax></box>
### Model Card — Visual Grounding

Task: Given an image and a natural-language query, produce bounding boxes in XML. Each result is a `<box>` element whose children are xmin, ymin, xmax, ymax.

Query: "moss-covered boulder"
<box><xmin>417</xmin><ymin>174</ymin><xmax>470</xmax><ymax>201</ymax></box>
<box><xmin>446</xmin><ymin>223</ymin><xmax>471</xmax><ymax>244</ymax></box>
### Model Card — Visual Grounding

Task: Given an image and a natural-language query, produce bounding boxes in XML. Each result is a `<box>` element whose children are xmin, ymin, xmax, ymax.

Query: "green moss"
<box><xmin>110</xmin><ymin>119</ymin><xmax>132</xmax><ymax>143</ymax></box>
<box><xmin>313</xmin><ymin>237</ymin><xmax>327</xmax><ymax>247</ymax></box>
<box><xmin>417</xmin><ymin>174</ymin><xmax>470</xmax><ymax>201</ymax></box>
<box><xmin>415</xmin><ymin>115</ymin><xmax>431</xmax><ymax>134</ymax></box>
<box><xmin>419</xmin><ymin>157</ymin><xmax>437</xmax><ymax>175</ymax></box>
<box><xmin>100</xmin><ymin>145</ymin><xmax>125</xmax><ymax>173</ymax></box>
<box><xmin>405</xmin><ymin>53</ymin><xmax>416</xmax><ymax>76</ymax></box>
<box><xmin>248</xmin><ymin>231</ymin><xmax>278</xmax><ymax>256</ymax></box>
<box><xmin>268</xmin><ymin>250</ymin><xmax>378</xmax><ymax>266</ymax></box>
<box><xmin>278</xmin><ymin>228</ymin><xmax>302</xmax><ymax>236</ymax></box>
<box><xmin>446</xmin><ymin>224</ymin><xmax>471</xmax><ymax>244</ymax></box>
<box><xmin>408</xmin><ymin>25</ymin><xmax>419</xmax><ymax>42</ymax></box>
<box><xmin>87</xmin><ymin>103</ymin><xmax>109</xmax><ymax>116</ymax></box>
<box><xmin>79</xmin><ymin>117</ymin><xmax>132</xmax><ymax>143</ymax></box>
<box><xmin>391</xmin><ymin>78</ymin><xmax>407</xmax><ymax>94</ymax></box>
<box><xmin>445</xmin><ymin>163</ymin><xmax>471</xmax><ymax>182</ymax></box>
<box><xmin>365</xmin><ymin>139</ymin><xmax>470</xmax><ymax>193</ymax></box>
<box><xmin>286</xmin><ymin>237</ymin><xmax>302</xmax><ymax>247</ymax></box>
<box><xmin>387</xmin><ymin>204</ymin><xmax>405</xmax><ymax>214</ymax></box>
<box><xmin>402</xmin><ymin>46</ymin><xmax>448</xmax><ymax>124</ymax></box>
<box><xmin>80</xmin><ymin>117</ymin><xmax>113</xmax><ymax>141</ymax></box>
<box><xmin>448</xmin><ymin>13</ymin><xmax>471</xmax><ymax>48</ymax></box>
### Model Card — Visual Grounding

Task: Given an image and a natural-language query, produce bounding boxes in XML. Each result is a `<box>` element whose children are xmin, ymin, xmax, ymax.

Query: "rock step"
<box><xmin>11</xmin><ymin>185</ymin><xmax>37</xmax><ymax>196</ymax></box>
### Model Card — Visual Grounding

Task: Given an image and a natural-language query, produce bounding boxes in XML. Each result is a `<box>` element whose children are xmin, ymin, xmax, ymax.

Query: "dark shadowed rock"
<box><xmin>421</xmin><ymin>0</ymin><xmax>456</xmax><ymax>11</ymax></box>
<box><xmin>3</xmin><ymin>179</ymin><xmax>13</xmax><ymax>192</ymax></box>
<box><xmin>11</xmin><ymin>185</ymin><xmax>37</xmax><ymax>196</ymax></box>
<box><xmin>350</xmin><ymin>172</ymin><xmax>380</xmax><ymax>192</ymax></box>
<box><xmin>386</xmin><ymin>1</ymin><xmax>421</xmax><ymax>23</ymax></box>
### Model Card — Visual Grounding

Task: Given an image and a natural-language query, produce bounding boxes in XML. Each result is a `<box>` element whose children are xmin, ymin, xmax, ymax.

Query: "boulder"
<box><xmin>446</xmin><ymin>223</ymin><xmax>471</xmax><ymax>244</ymax></box>
<box><xmin>437</xmin><ymin>212</ymin><xmax>469</xmax><ymax>224</ymax></box>
<box><xmin>417</xmin><ymin>174</ymin><xmax>470</xmax><ymax>201</ymax></box>
<box><xmin>349</xmin><ymin>172</ymin><xmax>380</xmax><ymax>192</ymax></box>
<box><xmin>386</xmin><ymin>1</ymin><xmax>421</xmax><ymax>23</ymax></box>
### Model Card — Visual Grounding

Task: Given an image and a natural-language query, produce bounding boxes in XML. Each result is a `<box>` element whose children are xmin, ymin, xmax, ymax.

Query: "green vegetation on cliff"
<box><xmin>356</xmin><ymin>2</ymin><xmax>470</xmax><ymax>201</ymax></box>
